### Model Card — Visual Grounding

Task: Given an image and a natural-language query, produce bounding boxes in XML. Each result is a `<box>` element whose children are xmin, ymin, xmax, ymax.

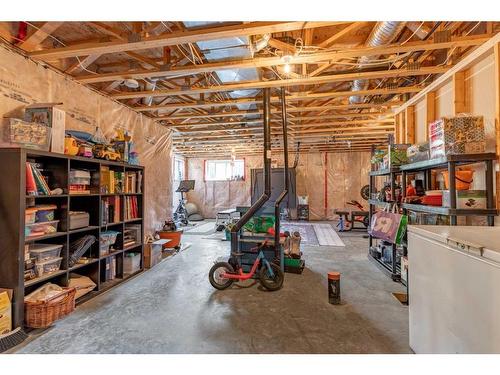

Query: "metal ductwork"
<box><xmin>349</xmin><ymin>21</ymin><xmax>406</xmax><ymax>104</ymax></box>
<box><xmin>141</xmin><ymin>78</ymin><xmax>158</xmax><ymax>106</ymax></box>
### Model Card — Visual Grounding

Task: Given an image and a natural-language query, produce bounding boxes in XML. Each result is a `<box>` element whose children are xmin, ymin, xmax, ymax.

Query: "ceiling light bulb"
<box><xmin>283</xmin><ymin>64</ymin><xmax>291</xmax><ymax>74</ymax></box>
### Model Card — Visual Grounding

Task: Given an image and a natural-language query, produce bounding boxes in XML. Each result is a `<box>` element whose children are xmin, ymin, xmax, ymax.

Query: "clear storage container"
<box><xmin>123</xmin><ymin>253</ymin><xmax>141</xmax><ymax>275</ymax></box>
<box><xmin>25</xmin><ymin>220</ymin><xmax>59</xmax><ymax>238</ymax></box>
<box><xmin>29</xmin><ymin>243</ymin><xmax>63</xmax><ymax>262</ymax></box>
<box><xmin>34</xmin><ymin>257</ymin><xmax>62</xmax><ymax>277</ymax></box>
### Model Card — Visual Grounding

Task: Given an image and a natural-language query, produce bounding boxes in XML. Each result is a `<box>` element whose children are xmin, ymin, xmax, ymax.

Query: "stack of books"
<box><xmin>69</xmin><ymin>169</ymin><xmax>91</xmax><ymax>195</ymax></box>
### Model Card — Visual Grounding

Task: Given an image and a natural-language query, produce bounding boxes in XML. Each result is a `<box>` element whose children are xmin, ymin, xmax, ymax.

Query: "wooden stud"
<box><xmin>405</xmin><ymin>107</ymin><xmax>415</xmax><ymax>144</ymax></box>
<box><xmin>453</xmin><ymin>70</ymin><xmax>468</xmax><ymax>114</ymax></box>
<box><xmin>425</xmin><ymin>91</ymin><xmax>436</xmax><ymax>140</ymax></box>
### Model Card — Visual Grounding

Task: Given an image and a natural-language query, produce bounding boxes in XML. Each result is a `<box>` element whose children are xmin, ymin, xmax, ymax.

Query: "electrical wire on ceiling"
<box><xmin>23</xmin><ymin>21</ymin><xmax>99</xmax><ymax>75</ymax></box>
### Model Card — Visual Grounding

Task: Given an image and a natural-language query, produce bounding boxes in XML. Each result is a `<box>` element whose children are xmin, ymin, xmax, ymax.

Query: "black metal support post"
<box><xmin>273</xmin><ymin>87</ymin><xmax>289</xmax><ymax>259</ymax></box>
<box><xmin>486</xmin><ymin>159</ymin><xmax>495</xmax><ymax>226</ymax></box>
<box><xmin>230</xmin><ymin>88</ymin><xmax>272</xmax><ymax>253</ymax></box>
<box><xmin>448</xmin><ymin>161</ymin><xmax>457</xmax><ymax>225</ymax></box>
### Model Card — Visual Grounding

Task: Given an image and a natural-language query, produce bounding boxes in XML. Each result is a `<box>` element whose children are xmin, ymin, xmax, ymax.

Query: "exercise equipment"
<box><xmin>173</xmin><ymin>180</ymin><xmax>195</xmax><ymax>226</ymax></box>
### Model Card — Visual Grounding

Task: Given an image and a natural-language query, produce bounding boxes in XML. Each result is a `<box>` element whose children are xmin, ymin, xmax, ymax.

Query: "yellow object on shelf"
<box><xmin>64</xmin><ymin>137</ymin><xmax>79</xmax><ymax>156</ymax></box>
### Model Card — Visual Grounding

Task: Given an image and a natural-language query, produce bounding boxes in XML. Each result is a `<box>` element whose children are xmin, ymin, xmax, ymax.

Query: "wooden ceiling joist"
<box><xmin>161</xmin><ymin>102</ymin><xmax>402</xmax><ymax>120</ymax></box>
<box><xmin>29</xmin><ymin>22</ymin><xmax>345</xmax><ymax>60</ymax></box>
<box><xmin>112</xmin><ymin>66</ymin><xmax>450</xmax><ymax>100</ymax></box>
<box><xmin>75</xmin><ymin>34</ymin><xmax>488</xmax><ymax>84</ymax></box>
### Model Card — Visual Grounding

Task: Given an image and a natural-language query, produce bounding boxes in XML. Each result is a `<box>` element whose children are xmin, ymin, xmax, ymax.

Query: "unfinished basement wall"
<box><xmin>186</xmin><ymin>151</ymin><xmax>371</xmax><ymax>220</ymax></box>
<box><xmin>396</xmin><ymin>47</ymin><xmax>499</xmax><ymax>226</ymax></box>
<box><xmin>0</xmin><ymin>44</ymin><xmax>173</xmax><ymax>235</ymax></box>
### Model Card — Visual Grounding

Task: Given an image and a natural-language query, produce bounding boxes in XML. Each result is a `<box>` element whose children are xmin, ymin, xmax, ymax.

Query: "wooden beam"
<box><xmin>395</xmin><ymin>32</ymin><xmax>500</xmax><ymax>115</ymax></box>
<box><xmin>319</xmin><ymin>22</ymin><xmax>368</xmax><ymax>48</ymax></box>
<box><xmin>268</xmin><ymin>38</ymin><xmax>297</xmax><ymax>54</ymax></box>
<box><xmin>75</xmin><ymin>34</ymin><xmax>488</xmax><ymax>84</ymax></box>
<box><xmin>395</xmin><ymin>114</ymin><xmax>401</xmax><ymax>143</ymax></box>
<box><xmin>453</xmin><ymin>70</ymin><xmax>468</xmax><ymax>114</ymax></box>
<box><xmin>405</xmin><ymin>105</ymin><xmax>415</xmax><ymax>144</ymax></box>
<box><xmin>19</xmin><ymin>22</ymin><xmax>63</xmax><ymax>51</ymax></box>
<box><xmin>162</xmin><ymin>111</ymin><xmax>392</xmax><ymax>123</ymax></box>
<box><xmin>160</xmin><ymin>102</ymin><xmax>402</xmax><ymax>120</ymax></box>
<box><xmin>399</xmin><ymin>112</ymin><xmax>405</xmax><ymax>144</ymax></box>
<box><xmin>112</xmin><ymin>66</ymin><xmax>450</xmax><ymax>99</ymax></box>
<box><xmin>425</xmin><ymin>91</ymin><xmax>436</xmax><ymax>139</ymax></box>
<box><xmin>134</xmin><ymin>87</ymin><xmax>417</xmax><ymax>112</ymax></box>
<box><xmin>164</xmin><ymin>118</ymin><xmax>393</xmax><ymax>129</ymax></box>
<box><xmin>30</xmin><ymin>22</ymin><xmax>344</xmax><ymax>60</ymax></box>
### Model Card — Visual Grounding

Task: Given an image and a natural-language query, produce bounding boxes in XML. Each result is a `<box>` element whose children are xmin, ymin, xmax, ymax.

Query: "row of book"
<box><xmin>26</xmin><ymin>162</ymin><xmax>51</xmax><ymax>195</ymax></box>
<box><xmin>124</xmin><ymin>196</ymin><xmax>140</xmax><ymax>220</ymax></box>
<box><xmin>101</xmin><ymin>166</ymin><xmax>124</xmax><ymax>194</ymax></box>
<box><xmin>124</xmin><ymin>171</ymin><xmax>143</xmax><ymax>194</ymax></box>
<box><xmin>101</xmin><ymin>196</ymin><xmax>121</xmax><ymax>225</ymax></box>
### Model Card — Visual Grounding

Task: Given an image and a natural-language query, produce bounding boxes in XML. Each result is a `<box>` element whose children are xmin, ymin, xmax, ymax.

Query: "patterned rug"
<box><xmin>280</xmin><ymin>223</ymin><xmax>319</xmax><ymax>246</ymax></box>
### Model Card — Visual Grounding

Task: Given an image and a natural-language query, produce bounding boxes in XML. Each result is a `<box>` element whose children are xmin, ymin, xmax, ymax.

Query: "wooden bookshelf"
<box><xmin>0</xmin><ymin>148</ymin><xmax>145</xmax><ymax>329</ymax></box>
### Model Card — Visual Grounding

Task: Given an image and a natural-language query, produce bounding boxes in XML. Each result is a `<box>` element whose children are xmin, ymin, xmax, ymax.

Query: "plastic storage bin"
<box><xmin>26</xmin><ymin>220</ymin><xmax>59</xmax><ymax>238</ymax></box>
<box><xmin>35</xmin><ymin>204</ymin><xmax>57</xmax><ymax>222</ymax></box>
<box><xmin>34</xmin><ymin>257</ymin><xmax>62</xmax><ymax>277</ymax></box>
<box><xmin>25</xmin><ymin>208</ymin><xmax>37</xmax><ymax>224</ymax></box>
<box><xmin>123</xmin><ymin>253</ymin><xmax>141</xmax><ymax>275</ymax></box>
<box><xmin>29</xmin><ymin>243</ymin><xmax>63</xmax><ymax>262</ymax></box>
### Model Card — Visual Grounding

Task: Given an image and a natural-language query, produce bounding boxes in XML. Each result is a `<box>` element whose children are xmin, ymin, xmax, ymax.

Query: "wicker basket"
<box><xmin>24</xmin><ymin>287</ymin><xmax>76</xmax><ymax>328</ymax></box>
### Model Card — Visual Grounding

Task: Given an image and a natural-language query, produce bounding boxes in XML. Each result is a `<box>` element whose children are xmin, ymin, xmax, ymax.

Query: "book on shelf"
<box><xmin>124</xmin><ymin>171</ymin><xmax>142</xmax><ymax>194</ymax></box>
<box><xmin>124</xmin><ymin>196</ymin><xmax>139</xmax><ymax>220</ymax></box>
<box><xmin>101</xmin><ymin>196</ymin><xmax>121</xmax><ymax>225</ymax></box>
<box><xmin>100</xmin><ymin>167</ymin><xmax>124</xmax><ymax>194</ymax></box>
<box><xmin>26</xmin><ymin>162</ymin><xmax>51</xmax><ymax>195</ymax></box>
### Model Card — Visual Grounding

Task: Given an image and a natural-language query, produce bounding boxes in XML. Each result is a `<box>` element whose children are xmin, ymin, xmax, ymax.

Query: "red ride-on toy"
<box><xmin>209</xmin><ymin>241</ymin><xmax>284</xmax><ymax>291</ymax></box>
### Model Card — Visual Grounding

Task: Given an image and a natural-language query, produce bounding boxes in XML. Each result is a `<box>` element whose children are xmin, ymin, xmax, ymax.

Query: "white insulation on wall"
<box><xmin>0</xmin><ymin>44</ymin><xmax>173</xmax><ymax>235</ymax></box>
<box><xmin>187</xmin><ymin>151</ymin><xmax>371</xmax><ymax>220</ymax></box>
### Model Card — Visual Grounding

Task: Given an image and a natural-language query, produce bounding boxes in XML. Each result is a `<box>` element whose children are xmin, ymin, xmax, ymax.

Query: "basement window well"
<box><xmin>205</xmin><ymin>159</ymin><xmax>245</xmax><ymax>181</ymax></box>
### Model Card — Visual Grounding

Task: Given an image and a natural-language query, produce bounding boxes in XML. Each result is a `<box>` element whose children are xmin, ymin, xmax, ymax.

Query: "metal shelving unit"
<box><xmin>368</xmin><ymin>151</ymin><xmax>498</xmax><ymax>287</ymax></box>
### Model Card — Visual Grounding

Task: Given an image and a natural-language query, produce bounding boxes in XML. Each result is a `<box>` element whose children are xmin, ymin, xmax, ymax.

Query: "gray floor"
<box><xmin>15</xmin><ymin>225</ymin><xmax>409</xmax><ymax>354</ymax></box>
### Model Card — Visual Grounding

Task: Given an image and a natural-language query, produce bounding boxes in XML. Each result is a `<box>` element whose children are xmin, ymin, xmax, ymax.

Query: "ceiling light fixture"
<box><xmin>281</xmin><ymin>54</ymin><xmax>293</xmax><ymax>75</ymax></box>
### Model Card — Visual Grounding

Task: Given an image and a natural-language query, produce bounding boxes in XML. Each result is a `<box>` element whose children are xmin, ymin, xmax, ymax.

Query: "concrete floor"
<box><xmin>15</xmin><ymin>226</ymin><xmax>409</xmax><ymax>354</ymax></box>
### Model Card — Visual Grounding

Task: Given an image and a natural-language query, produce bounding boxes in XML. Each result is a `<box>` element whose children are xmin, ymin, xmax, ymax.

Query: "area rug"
<box><xmin>313</xmin><ymin>223</ymin><xmax>345</xmax><ymax>247</ymax></box>
<box><xmin>182</xmin><ymin>221</ymin><xmax>216</xmax><ymax>234</ymax></box>
<box><xmin>280</xmin><ymin>223</ymin><xmax>319</xmax><ymax>246</ymax></box>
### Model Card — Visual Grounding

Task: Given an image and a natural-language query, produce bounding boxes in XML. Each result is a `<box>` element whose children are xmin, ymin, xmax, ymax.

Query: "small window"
<box><xmin>205</xmin><ymin>159</ymin><xmax>245</xmax><ymax>181</ymax></box>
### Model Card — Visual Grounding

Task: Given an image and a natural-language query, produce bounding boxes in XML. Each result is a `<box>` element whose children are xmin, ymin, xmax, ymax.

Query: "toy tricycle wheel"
<box><xmin>259</xmin><ymin>262</ymin><xmax>284</xmax><ymax>291</ymax></box>
<box><xmin>209</xmin><ymin>262</ymin><xmax>234</xmax><ymax>290</ymax></box>
<box><xmin>104</xmin><ymin>154</ymin><xmax>110</xmax><ymax>160</ymax></box>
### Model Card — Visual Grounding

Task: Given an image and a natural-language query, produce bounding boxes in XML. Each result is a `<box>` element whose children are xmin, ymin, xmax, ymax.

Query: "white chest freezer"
<box><xmin>408</xmin><ymin>225</ymin><xmax>500</xmax><ymax>354</ymax></box>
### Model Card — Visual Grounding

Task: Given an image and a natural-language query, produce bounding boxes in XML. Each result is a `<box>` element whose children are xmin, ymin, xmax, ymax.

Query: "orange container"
<box><xmin>442</xmin><ymin>170</ymin><xmax>473</xmax><ymax>190</ymax></box>
<box><xmin>157</xmin><ymin>230</ymin><xmax>182</xmax><ymax>249</ymax></box>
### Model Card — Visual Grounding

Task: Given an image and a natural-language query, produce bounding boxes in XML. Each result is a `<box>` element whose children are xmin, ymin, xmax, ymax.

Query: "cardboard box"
<box><xmin>442</xmin><ymin>190</ymin><xmax>487</xmax><ymax>209</ymax></box>
<box><xmin>0</xmin><ymin>288</ymin><xmax>13</xmax><ymax>335</ymax></box>
<box><xmin>144</xmin><ymin>239</ymin><xmax>167</xmax><ymax>268</ymax></box>
<box><xmin>24</xmin><ymin>103</ymin><xmax>65</xmax><ymax>154</ymax></box>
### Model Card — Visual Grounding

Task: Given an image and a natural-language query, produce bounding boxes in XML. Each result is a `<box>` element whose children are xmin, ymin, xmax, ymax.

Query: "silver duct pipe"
<box><xmin>349</xmin><ymin>21</ymin><xmax>406</xmax><ymax>104</ymax></box>
<box><xmin>142</xmin><ymin>78</ymin><xmax>158</xmax><ymax>106</ymax></box>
